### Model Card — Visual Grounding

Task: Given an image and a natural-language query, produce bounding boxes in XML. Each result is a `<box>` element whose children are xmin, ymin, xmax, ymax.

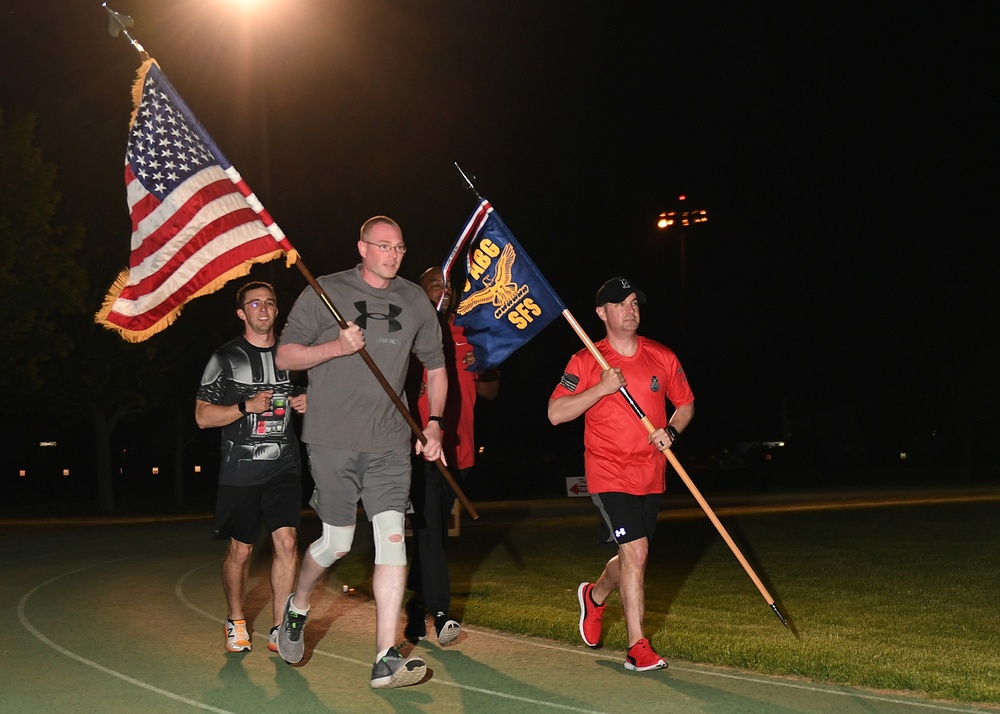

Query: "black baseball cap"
<box><xmin>596</xmin><ymin>277</ymin><xmax>647</xmax><ymax>307</ymax></box>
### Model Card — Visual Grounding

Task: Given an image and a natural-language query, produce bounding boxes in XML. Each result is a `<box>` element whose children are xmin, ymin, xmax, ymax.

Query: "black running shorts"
<box><xmin>590</xmin><ymin>492</ymin><xmax>661</xmax><ymax>546</ymax></box>
<box><xmin>213</xmin><ymin>468</ymin><xmax>302</xmax><ymax>544</ymax></box>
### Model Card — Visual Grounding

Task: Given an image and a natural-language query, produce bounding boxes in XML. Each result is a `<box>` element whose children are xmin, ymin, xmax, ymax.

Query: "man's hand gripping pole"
<box><xmin>294</xmin><ymin>260</ymin><xmax>478</xmax><ymax>520</ymax></box>
<box><xmin>560</xmin><ymin>309</ymin><xmax>787</xmax><ymax>627</ymax></box>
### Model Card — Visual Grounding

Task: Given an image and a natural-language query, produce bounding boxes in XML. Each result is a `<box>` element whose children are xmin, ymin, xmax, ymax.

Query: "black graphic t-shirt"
<box><xmin>197</xmin><ymin>337</ymin><xmax>301</xmax><ymax>486</ymax></box>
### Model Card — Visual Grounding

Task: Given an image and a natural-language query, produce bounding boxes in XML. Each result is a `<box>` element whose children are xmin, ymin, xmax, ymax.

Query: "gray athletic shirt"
<box><xmin>279</xmin><ymin>265</ymin><xmax>444</xmax><ymax>451</ymax></box>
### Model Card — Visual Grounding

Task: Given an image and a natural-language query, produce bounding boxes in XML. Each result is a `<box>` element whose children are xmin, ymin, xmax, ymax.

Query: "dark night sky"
<box><xmin>3</xmin><ymin>1</ymin><xmax>998</xmax><ymax>456</ymax></box>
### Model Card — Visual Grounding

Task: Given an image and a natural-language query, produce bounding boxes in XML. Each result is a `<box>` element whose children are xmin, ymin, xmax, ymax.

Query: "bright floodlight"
<box><xmin>657</xmin><ymin>212</ymin><xmax>674</xmax><ymax>230</ymax></box>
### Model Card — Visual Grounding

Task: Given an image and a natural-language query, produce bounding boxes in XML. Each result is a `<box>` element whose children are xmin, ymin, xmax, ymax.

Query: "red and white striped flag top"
<box><xmin>95</xmin><ymin>58</ymin><xmax>297</xmax><ymax>342</ymax></box>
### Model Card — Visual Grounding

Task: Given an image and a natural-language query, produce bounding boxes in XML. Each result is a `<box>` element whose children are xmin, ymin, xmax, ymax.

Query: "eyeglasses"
<box><xmin>243</xmin><ymin>299</ymin><xmax>277</xmax><ymax>310</ymax></box>
<box><xmin>362</xmin><ymin>240</ymin><xmax>407</xmax><ymax>254</ymax></box>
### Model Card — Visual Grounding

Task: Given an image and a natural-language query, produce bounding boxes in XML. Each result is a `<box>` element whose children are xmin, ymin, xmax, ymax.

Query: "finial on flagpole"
<box><xmin>104</xmin><ymin>3</ymin><xmax>150</xmax><ymax>60</ymax></box>
<box><xmin>454</xmin><ymin>162</ymin><xmax>483</xmax><ymax>201</ymax></box>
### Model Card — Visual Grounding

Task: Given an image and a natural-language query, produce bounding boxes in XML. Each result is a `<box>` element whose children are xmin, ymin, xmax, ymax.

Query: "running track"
<box><xmin>4</xmin><ymin>500</ymin><xmax>999</xmax><ymax>713</ymax></box>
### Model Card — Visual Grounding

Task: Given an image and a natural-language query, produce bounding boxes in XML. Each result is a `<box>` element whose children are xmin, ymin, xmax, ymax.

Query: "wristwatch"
<box><xmin>237</xmin><ymin>400</ymin><xmax>248</xmax><ymax>415</ymax></box>
<box><xmin>427</xmin><ymin>416</ymin><xmax>445</xmax><ymax>429</ymax></box>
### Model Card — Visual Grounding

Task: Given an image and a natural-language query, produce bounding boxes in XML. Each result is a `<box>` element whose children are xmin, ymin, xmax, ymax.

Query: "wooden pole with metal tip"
<box><xmin>560</xmin><ymin>310</ymin><xmax>788</xmax><ymax>627</ymax></box>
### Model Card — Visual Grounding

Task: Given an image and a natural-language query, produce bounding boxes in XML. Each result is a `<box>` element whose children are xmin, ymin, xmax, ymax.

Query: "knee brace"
<box><xmin>308</xmin><ymin>523</ymin><xmax>356</xmax><ymax>568</ymax></box>
<box><xmin>371</xmin><ymin>510</ymin><xmax>407</xmax><ymax>566</ymax></box>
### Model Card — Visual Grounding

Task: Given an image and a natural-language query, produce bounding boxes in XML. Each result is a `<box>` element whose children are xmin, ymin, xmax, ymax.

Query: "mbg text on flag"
<box><xmin>442</xmin><ymin>199</ymin><xmax>565</xmax><ymax>372</ymax></box>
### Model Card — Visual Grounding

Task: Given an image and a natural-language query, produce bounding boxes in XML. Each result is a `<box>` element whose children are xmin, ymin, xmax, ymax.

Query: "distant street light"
<box><xmin>656</xmin><ymin>195</ymin><xmax>708</xmax><ymax>332</ymax></box>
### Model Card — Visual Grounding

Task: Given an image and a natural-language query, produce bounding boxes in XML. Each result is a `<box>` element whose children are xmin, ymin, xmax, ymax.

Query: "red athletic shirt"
<box><xmin>417</xmin><ymin>319</ymin><xmax>480</xmax><ymax>470</ymax></box>
<box><xmin>550</xmin><ymin>336</ymin><xmax>694</xmax><ymax>495</ymax></box>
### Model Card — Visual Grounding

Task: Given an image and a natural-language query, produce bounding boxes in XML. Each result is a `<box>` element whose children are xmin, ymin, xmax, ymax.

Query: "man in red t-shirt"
<box><xmin>405</xmin><ymin>267</ymin><xmax>499</xmax><ymax>646</ymax></box>
<box><xmin>548</xmin><ymin>277</ymin><xmax>694</xmax><ymax>673</ymax></box>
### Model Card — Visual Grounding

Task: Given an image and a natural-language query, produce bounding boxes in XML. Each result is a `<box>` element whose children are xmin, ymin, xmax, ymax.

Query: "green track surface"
<box><xmin>4</xmin><ymin>485</ymin><xmax>999</xmax><ymax>712</ymax></box>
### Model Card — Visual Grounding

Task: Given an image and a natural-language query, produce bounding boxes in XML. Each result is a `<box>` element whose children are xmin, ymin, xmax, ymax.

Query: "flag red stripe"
<box><xmin>127</xmin><ymin>176</ymin><xmax>261</xmax><ymax>267</ymax></box>
<box><xmin>105</xmin><ymin>235</ymin><xmax>283</xmax><ymax>330</ymax></box>
<box><xmin>464</xmin><ymin>200</ymin><xmax>492</xmax><ymax>242</ymax></box>
<box><xmin>124</xmin><ymin>164</ymin><xmax>160</xmax><ymax>228</ymax></box>
<box><xmin>129</xmin><ymin>198</ymin><xmax>264</xmax><ymax>271</ymax></box>
<box><xmin>120</xmin><ymin>217</ymin><xmax>272</xmax><ymax>299</ymax></box>
<box><xmin>441</xmin><ymin>199</ymin><xmax>492</xmax><ymax>286</ymax></box>
<box><xmin>227</xmin><ymin>175</ymin><xmax>294</xmax><ymax>251</ymax></box>
<box><xmin>231</xmin><ymin>176</ymin><xmax>271</xmax><ymax>224</ymax></box>
<box><xmin>98</xmin><ymin>61</ymin><xmax>292</xmax><ymax>342</ymax></box>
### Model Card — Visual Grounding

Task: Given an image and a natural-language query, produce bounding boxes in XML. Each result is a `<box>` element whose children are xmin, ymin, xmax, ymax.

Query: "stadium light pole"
<box><xmin>657</xmin><ymin>195</ymin><xmax>708</xmax><ymax>332</ymax></box>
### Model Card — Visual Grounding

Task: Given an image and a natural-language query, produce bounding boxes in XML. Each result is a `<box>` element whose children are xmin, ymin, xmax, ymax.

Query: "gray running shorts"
<box><xmin>307</xmin><ymin>444</ymin><xmax>411</xmax><ymax>525</ymax></box>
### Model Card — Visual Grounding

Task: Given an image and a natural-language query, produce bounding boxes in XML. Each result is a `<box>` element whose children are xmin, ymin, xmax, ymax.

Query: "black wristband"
<box><xmin>427</xmin><ymin>416</ymin><xmax>445</xmax><ymax>429</ymax></box>
<box><xmin>237</xmin><ymin>400</ymin><xmax>248</xmax><ymax>415</ymax></box>
<box><xmin>666</xmin><ymin>425</ymin><xmax>680</xmax><ymax>444</ymax></box>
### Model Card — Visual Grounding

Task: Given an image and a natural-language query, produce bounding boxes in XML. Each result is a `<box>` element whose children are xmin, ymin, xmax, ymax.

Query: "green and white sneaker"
<box><xmin>277</xmin><ymin>594</ymin><xmax>308</xmax><ymax>664</ymax></box>
<box><xmin>370</xmin><ymin>647</ymin><xmax>426</xmax><ymax>688</ymax></box>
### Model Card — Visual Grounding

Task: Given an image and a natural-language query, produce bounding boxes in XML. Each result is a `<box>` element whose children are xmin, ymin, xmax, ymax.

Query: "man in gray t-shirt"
<box><xmin>274</xmin><ymin>215</ymin><xmax>446</xmax><ymax>689</ymax></box>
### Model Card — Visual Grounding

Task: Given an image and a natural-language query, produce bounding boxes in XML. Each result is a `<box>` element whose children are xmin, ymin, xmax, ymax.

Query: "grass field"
<box><xmin>333</xmin><ymin>489</ymin><xmax>1000</xmax><ymax>706</ymax></box>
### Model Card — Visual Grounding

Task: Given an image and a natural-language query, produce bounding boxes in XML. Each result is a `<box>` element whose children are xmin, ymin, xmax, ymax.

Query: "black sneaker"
<box><xmin>370</xmin><ymin>647</ymin><xmax>427</xmax><ymax>688</ymax></box>
<box><xmin>277</xmin><ymin>594</ymin><xmax>308</xmax><ymax>664</ymax></box>
<box><xmin>434</xmin><ymin>612</ymin><xmax>461</xmax><ymax>646</ymax></box>
<box><xmin>404</xmin><ymin>598</ymin><xmax>427</xmax><ymax>644</ymax></box>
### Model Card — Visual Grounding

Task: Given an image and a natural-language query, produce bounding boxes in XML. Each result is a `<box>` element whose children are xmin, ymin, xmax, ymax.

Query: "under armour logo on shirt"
<box><xmin>353</xmin><ymin>301</ymin><xmax>402</xmax><ymax>332</ymax></box>
<box><xmin>615</xmin><ymin>527</ymin><xmax>626</xmax><ymax>539</ymax></box>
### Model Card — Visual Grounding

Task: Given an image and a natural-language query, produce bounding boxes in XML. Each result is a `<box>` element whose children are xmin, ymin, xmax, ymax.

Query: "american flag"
<box><xmin>96</xmin><ymin>59</ymin><xmax>296</xmax><ymax>342</ymax></box>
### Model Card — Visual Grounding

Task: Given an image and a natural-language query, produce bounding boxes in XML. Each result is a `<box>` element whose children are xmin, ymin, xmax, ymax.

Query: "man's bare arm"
<box><xmin>547</xmin><ymin>368</ymin><xmax>624</xmax><ymax>425</ymax></box>
<box><xmin>275</xmin><ymin>321</ymin><xmax>365</xmax><ymax>371</ymax></box>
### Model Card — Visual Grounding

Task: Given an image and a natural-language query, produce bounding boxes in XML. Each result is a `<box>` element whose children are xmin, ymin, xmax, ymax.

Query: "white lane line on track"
<box><xmin>662</xmin><ymin>667</ymin><xmax>999</xmax><ymax>713</ymax></box>
<box><xmin>464</xmin><ymin>627</ymin><xmax>997</xmax><ymax>713</ymax></box>
<box><xmin>18</xmin><ymin>559</ymin><xmax>234</xmax><ymax>714</ymax></box>
<box><xmin>176</xmin><ymin>564</ymin><xmax>995</xmax><ymax>714</ymax></box>
<box><xmin>176</xmin><ymin>560</ymin><xmax>609</xmax><ymax>714</ymax></box>
<box><xmin>175</xmin><ymin>559</ymin><xmax>225</xmax><ymax>623</ymax></box>
<box><xmin>284</xmin><ymin>647</ymin><xmax>607</xmax><ymax>713</ymax></box>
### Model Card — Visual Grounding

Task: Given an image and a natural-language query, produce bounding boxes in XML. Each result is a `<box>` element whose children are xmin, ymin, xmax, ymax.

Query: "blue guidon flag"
<box><xmin>441</xmin><ymin>199</ymin><xmax>566</xmax><ymax>372</ymax></box>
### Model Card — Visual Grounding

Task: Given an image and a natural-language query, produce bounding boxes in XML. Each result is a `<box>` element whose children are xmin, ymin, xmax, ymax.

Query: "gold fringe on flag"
<box><xmin>94</xmin><ymin>56</ymin><xmax>296</xmax><ymax>343</ymax></box>
<box><xmin>94</xmin><ymin>248</ymin><xmax>288</xmax><ymax>343</ymax></box>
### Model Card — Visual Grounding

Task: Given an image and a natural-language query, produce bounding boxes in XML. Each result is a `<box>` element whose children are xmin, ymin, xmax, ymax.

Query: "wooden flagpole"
<box><xmin>292</xmin><ymin>261</ymin><xmax>479</xmax><ymax>519</ymax></box>
<box><xmin>560</xmin><ymin>310</ymin><xmax>788</xmax><ymax>627</ymax></box>
<box><xmin>106</xmin><ymin>7</ymin><xmax>478</xmax><ymax>519</ymax></box>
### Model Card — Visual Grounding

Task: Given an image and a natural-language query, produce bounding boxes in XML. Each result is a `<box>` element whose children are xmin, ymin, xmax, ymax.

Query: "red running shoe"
<box><xmin>577</xmin><ymin>582</ymin><xmax>606</xmax><ymax>647</ymax></box>
<box><xmin>624</xmin><ymin>638</ymin><xmax>668</xmax><ymax>672</ymax></box>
